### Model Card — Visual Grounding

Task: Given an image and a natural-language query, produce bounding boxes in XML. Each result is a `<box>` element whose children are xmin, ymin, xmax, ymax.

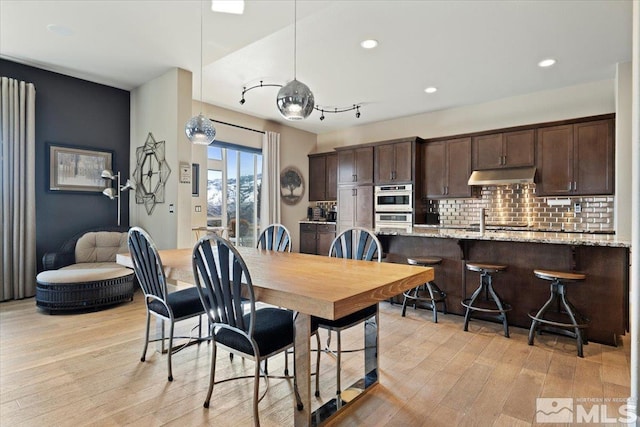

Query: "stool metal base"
<box><xmin>401</xmin><ymin>282</ymin><xmax>447</xmax><ymax>323</ymax></box>
<box><xmin>462</xmin><ymin>271</ymin><xmax>511</xmax><ymax>338</ymax></box>
<box><xmin>528</xmin><ymin>281</ymin><xmax>589</xmax><ymax>357</ymax></box>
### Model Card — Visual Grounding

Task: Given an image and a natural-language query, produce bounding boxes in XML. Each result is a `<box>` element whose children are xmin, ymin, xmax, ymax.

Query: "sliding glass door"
<box><xmin>207</xmin><ymin>145</ymin><xmax>262</xmax><ymax>247</ymax></box>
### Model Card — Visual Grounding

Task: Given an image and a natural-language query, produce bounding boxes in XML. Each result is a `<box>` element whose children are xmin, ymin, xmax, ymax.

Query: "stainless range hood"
<box><xmin>467</xmin><ymin>166</ymin><xmax>536</xmax><ymax>186</ymax></box>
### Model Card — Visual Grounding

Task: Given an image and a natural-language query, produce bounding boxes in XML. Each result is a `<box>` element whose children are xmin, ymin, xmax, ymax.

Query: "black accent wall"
<box><xmin>1</xmin><ymin>59</ymin><xmax>130</xmax><ymax>271</ymax></box>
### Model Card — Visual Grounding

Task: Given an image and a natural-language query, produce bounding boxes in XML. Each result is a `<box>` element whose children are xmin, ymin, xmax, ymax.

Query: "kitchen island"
<box><xmin>377</xmin><ymin>227</ymin><xmax>630</xmax><ymax>346</ymax></box>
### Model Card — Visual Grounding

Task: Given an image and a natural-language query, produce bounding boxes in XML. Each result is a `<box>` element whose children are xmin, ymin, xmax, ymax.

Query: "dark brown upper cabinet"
<box><xmin>374</xmin><ymin>140</ymin><xmax>413</xmax><ymax>184</ymax></box>
<box><xmin>536</xmin><ymin>119</ymin><xmax>614</xmax><ymax>196</ymax></box>
<box><xmin>337</xmin><ymin>146</ymin><xmax>374</xmax><ymax>185</ymax></box>
<box><xmin>308</xmin><ymin>152</ymin><xmax>337</xmax><ymax>201</ymax></box>
<box><xmin>472</xmin><ymin>129</ymin><xmax>535</xmax><ymax>170</ymax></box>
<box><xmin>423</xmin><ymin>137</ymin><xmax>472</xmax><ymax>198</ymax></box>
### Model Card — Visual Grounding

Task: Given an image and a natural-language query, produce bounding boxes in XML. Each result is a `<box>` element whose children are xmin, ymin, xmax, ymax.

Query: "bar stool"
<box><xmin>401</xmin><ymin>257</ymin><xmax>447</xmax><ymax>323</ymax></box>
<box><xmin>528</xmin><ymin>269</ymin><xmax>589</xmax><ymax>357</ymax></box>
<box><xmin>462</xmin><ymin>262</ymin><xmax>511</xmax><ymax>337</ymax></box>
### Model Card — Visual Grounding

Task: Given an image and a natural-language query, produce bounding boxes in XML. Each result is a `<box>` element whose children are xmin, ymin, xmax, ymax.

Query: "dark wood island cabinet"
<box><xmin>378</xmin><ymin>230</ymin><xmax>629</xmax><ymax>346</ymax></box>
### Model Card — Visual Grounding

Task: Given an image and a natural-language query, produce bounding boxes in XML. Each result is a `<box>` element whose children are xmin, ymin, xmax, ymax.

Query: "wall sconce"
<box><xmin>101</xmin><ymin>169</ymin><xmax>135</xmax><ymax>226</ymax></box>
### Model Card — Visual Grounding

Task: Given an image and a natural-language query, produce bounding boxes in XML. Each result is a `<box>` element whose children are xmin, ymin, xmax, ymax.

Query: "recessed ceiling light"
<box><xmin>46</xmin><ymin>24</ymin><xmax>73</xmax><ymax>36</ymax></box>
<box><xmin>424</xmin><ymin>87</ymin><xmax>438</xmax><ymax>94</ymax></box>
<box><xmin>360</xmin><ymin>39</ymin><xmax>378</xmax><ymax>49</ymax></box>
<box><xmin>538</xmin><ymin>58</ymin><xmax>556</xmax><ymax>68</ymax></box>
<box><xmin>211</xmin><ymin>0</ymin><xmax>244</xmax><ymax>15</ymax></box>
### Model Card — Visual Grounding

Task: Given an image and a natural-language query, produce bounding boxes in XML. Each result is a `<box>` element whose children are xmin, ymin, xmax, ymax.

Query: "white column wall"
<box><xmin>129</xmin><ymin>68</ymin><xmax>193</xmax><ymax>250</ymax></box>
<box><xmin>616</xmin><ymin>62</ymin><xmax>633</xmax><ymax>241</ymax></box>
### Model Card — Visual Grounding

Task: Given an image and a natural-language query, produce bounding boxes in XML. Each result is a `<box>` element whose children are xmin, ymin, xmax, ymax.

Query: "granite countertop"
<box><xmin>376</xmin><ymin>225</ymin><xmax>631</xmax><ymax>248</ymax></box>
<box><xmin>299</xmin><ymin>220</ymin><xmax>337</xmax><ymax>225</ymax></box>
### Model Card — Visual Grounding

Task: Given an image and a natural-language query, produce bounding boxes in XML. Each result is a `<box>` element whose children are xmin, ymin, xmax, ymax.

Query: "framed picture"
<box><xmin>48</xmin><ymin>143</ymin><xmax>113</xmax><ymax>193</ymax></box>
<box><xmin>192</xmin><ymin>163</ymin><xmax>199</xmax><ymax>196</ymax></box>
<box><xmin>280</xmin><ymin>165</ymin><xmax>305</xmax><ymax>206</ymax></box>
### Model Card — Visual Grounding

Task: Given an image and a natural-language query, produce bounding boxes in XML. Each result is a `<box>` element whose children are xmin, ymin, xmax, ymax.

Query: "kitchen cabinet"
<box><xmin>422</xmin><ymin>137</ymin><xmax>471</xmax><ymax>198</ymax></box>
<box><xmin>337</xmin><ymin>146</ymin><xmax>374</xmax><ymax>185</ymax></box>
<box><xmin>337</xmin><ymin>185</ymin><xmax>373</xmax><ymax>231</ymax></box>
<box><xmin>308</xmin><ymin>152</ymin><xmax>337</xmax><ymax>201</ymax></box>
<box><xmin>472</xmin><ymin>129</ymin><xmax>535</xmax><ymax>170</ymax></box>
<box><xmin>374</xmin><ymin>140</ymin><xmax>413</xmax><ymax>184</ymax></box>
<box><xmin>299</xmin><ymin>223</ymin><xmax>336</xmax><ymax>255</ymax></box>
<box><xmin>536</xmin><ymin>119</ymin><xmax>614</xmax><ymax>196</ymax></box>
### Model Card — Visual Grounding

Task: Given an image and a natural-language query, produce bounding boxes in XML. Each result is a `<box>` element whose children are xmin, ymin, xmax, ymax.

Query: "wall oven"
<box><xmin>374</xmin><ymin>184</ymin><xmax>413</xmax><ymax>213</ymax></box>
<box><xmin>374</xmin><ymin>212</ymin><xmax>413</xmax><ymax>233</ymax></box>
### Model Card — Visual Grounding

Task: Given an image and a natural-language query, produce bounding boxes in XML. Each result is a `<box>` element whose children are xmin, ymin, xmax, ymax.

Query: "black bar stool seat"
<box><xmin>401</xmin><ymin>257</ymin><xmax>447</xmax><ymax>323</ymax></box>
<box><xmin>528</xmin><ymin>269</ymin><xmax>589</xmax><ymax>357</ymax></box>
<box><xmin>462</xmin><ymin>262</ymin><xmax>511</xmax><ymax>337</ymax></box>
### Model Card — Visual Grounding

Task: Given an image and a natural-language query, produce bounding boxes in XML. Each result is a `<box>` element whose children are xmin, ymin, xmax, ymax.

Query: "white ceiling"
<box><xmin>0</xmin><ymin>0</ymin><xmax>633</xmax><ymax>135</ymax></box>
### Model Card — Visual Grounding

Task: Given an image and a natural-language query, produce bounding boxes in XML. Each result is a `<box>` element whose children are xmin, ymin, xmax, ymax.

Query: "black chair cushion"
<box><xmin>149</xmin><ymin>287</ymin><xmax>204</xmax><ymax>319</ymax></box>
<box><xmin>315</xmin><ymin>304</ymin><xmax>377</xmax><ymax>330</ymax></box>
<box><xmin>216</xmin><ymin>307</ymin><xmax>294</xmax><ymax>357</ymax></box>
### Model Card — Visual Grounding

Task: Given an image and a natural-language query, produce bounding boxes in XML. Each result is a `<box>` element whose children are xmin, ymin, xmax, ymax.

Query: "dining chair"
<box><xmin>315</xmin><ymin>227</ymin><xmax>381</xmax><ymax>397</ymax></box>
<box><xmin>127</xmin><ymin>226</ymin><xmax>206</xmax><ymax>382</ymax></box>
<box><xmin>192</xmin><ymin>234</ymin><xmax>302</xmax><ymax>426</ymax></box>
<box><xmin>256</xmin><ymin>223</ymin><xmax>292</xmax><ymax>252</ymax></box>
<box><xmin>256</xmin><ymin>223</ymin><xmax>322</xmax><ymax>378</ymax></box>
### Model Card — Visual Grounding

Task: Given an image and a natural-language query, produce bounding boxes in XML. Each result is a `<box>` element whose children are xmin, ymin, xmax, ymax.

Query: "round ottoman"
<box><xmin>36</xmin><ymin>267</ymin><xmax>135</xmax><ymax>313</ymax></box>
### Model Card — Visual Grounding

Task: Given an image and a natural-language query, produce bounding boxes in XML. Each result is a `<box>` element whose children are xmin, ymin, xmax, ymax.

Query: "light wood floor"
<box><xmin>0</xmin><ymin>294</ymin><xmax>631</xmax><ymax>427</ymax></box>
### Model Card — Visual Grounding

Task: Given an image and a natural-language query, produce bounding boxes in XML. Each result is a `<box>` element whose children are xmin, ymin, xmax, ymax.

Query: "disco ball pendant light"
<box><xmin>276</xmin><ymin>0</ymin><xmax>315</xmax><ymax>120</ymax></box>
<box><xmin>185</xmin><ymin>1</ymin><xmax>216</xmax><ymax>145</ymax></box>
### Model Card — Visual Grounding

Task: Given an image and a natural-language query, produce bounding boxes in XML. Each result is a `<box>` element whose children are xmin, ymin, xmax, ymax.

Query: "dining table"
<box><xmin>117</xmin><ymin>246</ymin><xmax>433</xmax><ymax>426</ymax></box>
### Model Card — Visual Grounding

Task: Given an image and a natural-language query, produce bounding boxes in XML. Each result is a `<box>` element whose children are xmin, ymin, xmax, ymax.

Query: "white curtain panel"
<box><xmin>260</xmin><ymin>131</ymin><xmax>281</xmax><ymax>229</ymax></box>
<box><xmin>0</xmin><ymin>77</ymin><xmax>37</xmax><ymax>300</ymax></box>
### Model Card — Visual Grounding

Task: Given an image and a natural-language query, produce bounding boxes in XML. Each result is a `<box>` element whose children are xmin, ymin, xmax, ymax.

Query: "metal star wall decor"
<box><xmin>132</xmin><ymin>132</ymin><xmax>171</xmax><ymax>215</ymax></box>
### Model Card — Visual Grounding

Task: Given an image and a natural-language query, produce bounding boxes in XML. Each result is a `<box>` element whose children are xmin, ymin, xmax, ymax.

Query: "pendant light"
<box><xmin>276</xmin><ymin>0</ymin><xmax>315</xmax><ymax>120</ymax></box>
<box><xmin>185</xmin><ymin>0</ymin><xmax>216</xmax><ymax>145</ymax></box>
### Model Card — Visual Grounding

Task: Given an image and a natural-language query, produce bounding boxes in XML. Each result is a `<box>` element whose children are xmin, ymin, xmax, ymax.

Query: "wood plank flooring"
<box><xmin>0</xmin><ymin>294</ymin><xmax>631</xmax><ymax>426</ymax></box>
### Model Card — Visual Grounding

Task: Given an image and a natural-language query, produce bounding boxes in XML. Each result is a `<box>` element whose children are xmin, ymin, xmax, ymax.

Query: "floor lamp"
<box><xmin>101</xmin><ymin>169</ymin><xmax>135</xmax><ymax>226</ymax></box>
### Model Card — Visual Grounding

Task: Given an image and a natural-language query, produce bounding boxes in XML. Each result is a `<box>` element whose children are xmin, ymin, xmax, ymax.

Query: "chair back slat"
<box><xmin>127</xmin><ymin>227</ymin><xmax>168</xmax><ymax>301</ymax></box>
<box><xmin>193</xmin><ymin>235</ymin><xmax>255</xmax><ymax>334</ymax></box>
<box><xmin>330</xmin><ymin>227</ymin><xmax>382</xmax><ymax>262</ymax></box>
<box><xmin>257</xmin><ymin>223</ymin><xmax>291</xmax><ymax>252</ymax></box>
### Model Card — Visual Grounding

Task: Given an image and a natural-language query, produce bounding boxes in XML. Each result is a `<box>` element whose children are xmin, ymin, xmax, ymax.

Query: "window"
<box><xmin>207</xmin><ymin>143</ymin><xmax>262</xmax><ymax>247</ymax></box>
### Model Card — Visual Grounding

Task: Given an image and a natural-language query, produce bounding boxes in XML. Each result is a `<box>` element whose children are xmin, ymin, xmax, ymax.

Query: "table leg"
<box><xmin>294</xmin><ymin>312</ymin><xmax>311</xmax><ymax>427</ymax></box>
<box><xmin>364</xmin><ymin>306</ymin><xmax>379</xmax><ymax>387</ymax></box>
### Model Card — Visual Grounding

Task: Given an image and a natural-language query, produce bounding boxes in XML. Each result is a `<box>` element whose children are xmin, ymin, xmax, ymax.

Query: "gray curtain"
<box><xmin>260</xmin><ymin>131</ymin><xmax>281</xmax><ymax>229</ymax></box>
<box><xmin>1</xmin><ymin>77</ymin><xmax>37</xmax><ymax>300</ymax></box>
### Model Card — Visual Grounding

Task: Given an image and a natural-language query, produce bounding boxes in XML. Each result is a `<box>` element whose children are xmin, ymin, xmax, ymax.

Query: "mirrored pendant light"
<box><xmin>185</xmin><ymin>0</ymin><xmax>216</xmax><ymax>145</ymax></box>
<box><xmin>276</xmin><ymin>0</ymin><xmax>315</xmax><ymax>120</ymax></box>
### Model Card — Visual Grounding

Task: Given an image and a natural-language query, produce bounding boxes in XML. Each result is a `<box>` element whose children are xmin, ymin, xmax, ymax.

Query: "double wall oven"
<box><xmin>374</xmin><ymin>184</ymin><xmax>413</xmax><ymax>233</ymax></box>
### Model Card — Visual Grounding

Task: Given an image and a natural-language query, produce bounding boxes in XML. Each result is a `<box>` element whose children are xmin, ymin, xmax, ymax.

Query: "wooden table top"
<box><xmin>117</xmin><ymin>247</ymin><xmax>433</xmax><ymax>320</ymax></box>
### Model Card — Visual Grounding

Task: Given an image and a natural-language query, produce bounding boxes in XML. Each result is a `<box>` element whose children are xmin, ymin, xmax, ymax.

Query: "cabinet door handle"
<box><xmin>498</xmin><ymin>156</ymin><xmax>503</xmax><ymax>165</ymax></box>
<box><xmin>568</xmin><ymin>182</ymin><xmax>572</xmax><ymax>191</ymax></box>
<box><xmin>502</xmin><ymin>155</ymin><xmax>506</xmax><ymax>165</ymax></box>
<box><xmin>573</xmin><ymin>181</ymin><xmax>577</xmax><ymax>191</ymax></box>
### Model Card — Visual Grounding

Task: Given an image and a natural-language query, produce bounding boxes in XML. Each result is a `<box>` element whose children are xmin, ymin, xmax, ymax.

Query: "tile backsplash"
<box><xmin>427</xmin><ymin>184</ymin><xmax>614</xmax><ymax>233</ymax></box>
